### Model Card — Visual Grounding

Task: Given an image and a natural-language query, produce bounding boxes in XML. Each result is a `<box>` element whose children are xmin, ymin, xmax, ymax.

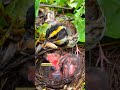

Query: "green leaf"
<box><xmin>5</xmin><ymin>0</ymin><xmax>33</xmax><ymax>27</ymax></box>
<box><xmin>36</xmin><ymin>23</ymin><xmax>50</xmax><ymax>37</ymax></box>
<box><xmin>75</xmin><ymin>0</ymin><xmax>84</xmax><ymax>10</ymax></box>
<box><xmin>0</xmin><ymin>2</ymin><xmax>8</xmax><ymax>28</ymax></box>
<box><xmin>35</xmin><ymin>0</ymin><xmax>40</xmax><ymax>17</ymax></box>
<box><xmin>54</xmin><ymin>0</ymin><xmax>67</xmax><ymax>6</ymax></box>
<box><xmin>35</xmin><ymin>0</ymin><xmax>85</xmax><ymax>43</ymax></box>
<box><xmin>72</xmin><ymin>1</ymin><xmax>85</xmax><ymax>42</ymax></box>
<box><xmin>73</xmin><ymin>18</ymin><xmax>85</xmax><ymax>42</ymax></box>
<box><xmin>0</xmin><ymin>1</ymin><xmax>4</xmax><ymax>12</ymax></box>
<box><xmin>68</xmin><ymin>2</ymin><xmax>78</xmax><ymax>8</ymax></box>
<box><xmin>97</xmin><ymin>0</ymin><xmax>120</xmax><ymax>38</ymax></box>
<box><xmin>0</xmin><ymin>16</ymin><xmax>8</xmax><ymax>28</ymax></box>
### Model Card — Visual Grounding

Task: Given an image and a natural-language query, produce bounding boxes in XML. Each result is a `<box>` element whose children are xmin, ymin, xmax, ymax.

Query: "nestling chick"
<box><xmin>58</xmin><ymin>54</ymin><xmax>80</xmax><ymax>78</ymax></box>
<box><xmin>46</xmin><ymin>52</ymin><xmax>80</xmax><ymax>81</ymax></box>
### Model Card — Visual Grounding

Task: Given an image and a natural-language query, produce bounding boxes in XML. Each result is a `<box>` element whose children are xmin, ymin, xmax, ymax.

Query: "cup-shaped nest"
<box><xmin>35</xmin><ymin>52</ymin><xmax>84</xmax><ymax>89</ymax></box>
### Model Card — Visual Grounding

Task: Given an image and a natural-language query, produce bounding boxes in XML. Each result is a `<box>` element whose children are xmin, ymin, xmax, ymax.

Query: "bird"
<box><xmin>45</xmin><ymin>51</ymin><xmax>81</xmax><ymax>82</ymax></box>
<box><xmin>46</xmin><ymin>24</ymin><xmax>78</xmax><ymax>46</ymax></box>
<box><xmin>86</xmin><ymin>0</ymin><xmax>110</xmax><ymax>69</ymax></box>
<box><xmin>45</xmin><ymin>24</ymin><xmax>68</xmax><ymax>46</ymax></box>
<box><xmin>35</xmin><ymin>22</ymin><xmax>79</xmax><ymax>56</ymax></box>
<box><xmin>44</xmin><ymin>23</ymin><xmax>78</xmax><ymax>51</ymax></box>
<box><xmin>58</xmin><ymin>53</ymin><xmax>80</xmax><ymax>78</ymax></box>
<box><xmin>35</xmin><ymin>7</ymin><xmax>80</xmax><ymax>55</ymax></box>
<box><xmin>86</xmin><ymin>0</ymin><xmax>105</xmax><ymax>50</ymax></box>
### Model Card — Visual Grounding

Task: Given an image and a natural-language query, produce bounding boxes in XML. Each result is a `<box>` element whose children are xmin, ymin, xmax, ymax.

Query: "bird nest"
<box><xmin>86</xmin><ymin>43</ymin><xmax>120</xmax><ymax>90</ymax></box>
<box><xmin>35</xmin><ymin>48</ymin><xmax>85</xmax><ymax>89</ymax></box>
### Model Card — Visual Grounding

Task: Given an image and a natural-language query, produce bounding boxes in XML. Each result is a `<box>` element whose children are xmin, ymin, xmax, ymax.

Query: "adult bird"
<box><xmin>86</xmin><ymin>0</ymin><xmax>110</xmax><ymax>69</ymax></box>
<box><xmin>35</xmin><ymin>10</ymin><xmax>80</xmax><ymax>56</ymax></box>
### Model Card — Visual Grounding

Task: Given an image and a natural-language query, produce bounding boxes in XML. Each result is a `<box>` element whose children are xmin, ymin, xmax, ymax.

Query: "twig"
<box><xmin>37</xmin><ymin>48</ymin><xmax>54</xmax><ymax>56</ymax></box>
<box><xmin>109</xmin><ymin>55</ymin><xmax>120</xmax><ymax>89</ymax></box>
<box><xmin>39</xmin><ymin>4</ymin><xmax>72</xmax><ymax>10</ymax></box>
<box><xmin>1</xmin><ymin>78</ymin><xmax>8</xmax><ymax>89</ymax></box>
<box><xmin>3</xmin><ymin>55</ymin><xmax>34</xmax><ymax>72</ymax></box>
<box><xmin>95</xmin><ymin>41</ymin><xmax>120</xmax><ymax>48</ymax></box>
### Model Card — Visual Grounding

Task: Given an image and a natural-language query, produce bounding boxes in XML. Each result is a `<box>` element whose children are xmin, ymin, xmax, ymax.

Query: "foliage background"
<box><xmin>97</xmin><ymin>0</ymin><xmax>120</xmax><ymax>38</ymax></box>
<box><xmin>35</xmin><ymin>0</ymin><xmax>85</xmax><ymax>42</ymax></box>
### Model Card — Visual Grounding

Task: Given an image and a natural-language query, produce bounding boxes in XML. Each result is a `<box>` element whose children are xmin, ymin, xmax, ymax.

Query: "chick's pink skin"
<box><xmin>46</xmin><ymin>53</ymin><xmax>60</xmax><ymax>70</ymax></box>
<box><xmin>47</xmin><ymin>53</ymin><xmax>78</xmax><ymax>78</ymax></box>
<box><xmin>69</xmin><ymin>64</ymin><xmax>76</xmax><ymax>75</ymax></box>
<box><xmin>59</xmin><ymin>54</ymin><xmax>79</xmax><ymax>78</ymax></box>
<box><xmin>63</xmin><ymin>64</ymin><xmax>76</xmax><ymax>77</ymax></box>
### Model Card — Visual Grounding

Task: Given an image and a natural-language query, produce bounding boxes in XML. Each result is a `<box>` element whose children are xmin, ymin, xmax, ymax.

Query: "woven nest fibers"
<box><xmin>35</xmin><ymin>49</ymin><xmax>85</xmax><ymax>89</ymax></box>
